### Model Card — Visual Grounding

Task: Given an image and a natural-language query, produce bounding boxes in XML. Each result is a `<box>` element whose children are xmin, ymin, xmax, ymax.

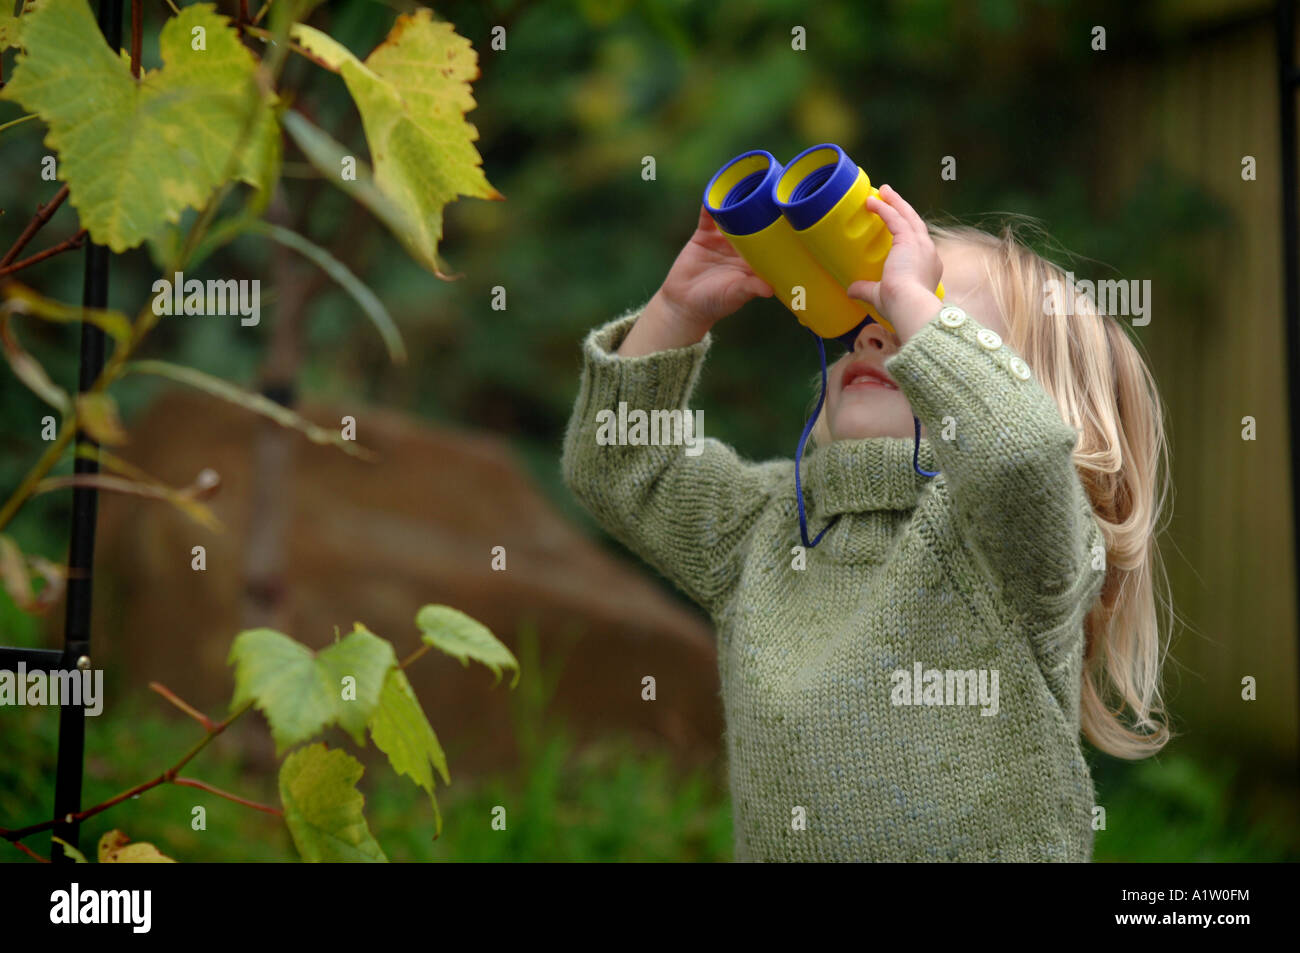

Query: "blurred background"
<box><xmin>1</xmin><ymin>0</ymin><xmax>1297</xmax><ymax>861</ymax></box>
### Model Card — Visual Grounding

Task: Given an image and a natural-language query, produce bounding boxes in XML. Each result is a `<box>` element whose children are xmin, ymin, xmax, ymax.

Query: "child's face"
<box><xmin>822</xmin><ymin>241</ymin><xmax>1008</xmax><ymax>442</ymax></box>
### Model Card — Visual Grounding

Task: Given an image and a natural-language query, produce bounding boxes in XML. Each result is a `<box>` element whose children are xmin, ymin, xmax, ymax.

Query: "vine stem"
<box><xmin>0</xmin><ymin>229</ymin><xmax>88</xmax><ymax>277</ymax></box>
<box><xmin>171</xmin><ymin>777</ymin><xmax>282</xmax><ymax>816</ymax></box>
<box><xmin>9</xmin><ymin>840</ymin><xmax>49</xmax><ymax>863</ymax></box>
<box><xmin>130</xmin><ymin>0</ymin><xmax>142</xmax><ymax>79</ymax></box>
<box><xmin>244</xmin><ymin>25</ymin><xmax>338</xmax><ymax>73</ymax></box>
<box><xmin>399</xmin><ymin>643</ymin><xmax>432</xmax><ymax>669</ymax></box>
<box><xmin>0</xmin><ymin>184</ymin><xmax>69</xmax><ymax>268</ymax></box>
<box><xmin>149</xmin><ymin>680</ymin><xmax>215</xmax><ymax>731</ymax></box>
<box><xmin>0</xmin><ymin>424</ymin><xmax>76</xmax><ymax>532</ymax></box>
<box><xmin>0</xmin><ymin>114</ymin><xmax>38</xmax><ymax>134</ymax></box>
<box><xmin>0</xmin><ymin>698</ymin><xmax>255</xmax><ymax>845</ymax></box>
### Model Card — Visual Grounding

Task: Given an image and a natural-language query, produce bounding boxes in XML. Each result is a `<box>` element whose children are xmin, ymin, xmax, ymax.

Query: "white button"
<box><xmin>938</xmin><ymin>306</ymin><xmax>965</xmax><ymax>328</ymax></box>
<box><xmin>976</xmin><ymin>328</ymin><xmax>1002</xmax><ymax>350</ymax></box>
<box><xmin>1009</xmin><ymin>356</ymin><xmax>1032</xmax><ymax>380</ymax></box>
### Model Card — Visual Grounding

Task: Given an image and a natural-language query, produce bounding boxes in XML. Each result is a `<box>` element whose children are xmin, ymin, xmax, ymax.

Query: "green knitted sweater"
<box><xmin>561</xmin><ymin>301</ymin><xmax>1106</xmax><ymax>862</ymax></box>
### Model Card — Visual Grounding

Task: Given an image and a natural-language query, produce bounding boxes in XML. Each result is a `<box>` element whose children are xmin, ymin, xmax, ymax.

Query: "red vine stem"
<box><xmin>130</xmin><ymin>0</ymin><xmax>143</xmax><ymax>79</ymax></box>
<box><xmin>0</xmin><ymin>695</ymin><xmax>255</xmax><ymax>845</ymax></box>
<box><xmin>0</xmin><ymin>229</ymin><xmax>88</xmax><ymax>277</ymax></box>
<box><xmin>10</xmin><ymin>840</ymin><xmax>49</xmax><ymax>863</ymax></box>
<box><xmin>171</xmin><ymin>777</ymin><xmax>282</xmax><ymax>816</ymax></box>
<box><xmin>0</xmin><ymin>184</ymin><xmax>69</xmax><ymax>268</ymax></box>
<box><xmin>149</xmin><ymin>680</ymin><xmax>216</xmax><ymax>731</ymax></box>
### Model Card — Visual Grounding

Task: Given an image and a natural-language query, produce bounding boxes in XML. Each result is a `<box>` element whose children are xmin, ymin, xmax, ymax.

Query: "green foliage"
<box><xmin>229</xmin><ymin>624</ymin><xmax>396</xmax><ymax>753</ymax></box>
<box><xmin>123</xmin><ymin>358</ymin><xmax>376</xmax><ymax>459</ymax></box>
<box><xmin>368</xmin><ymin>668</ymin><xmax>450</xmax><ymax>835</ymax></box>
<box><xmin>1</xmin><ymin>0</ymin><xmax>278</xmax><ymax>252</ymax></box>
<box><xmin>291</xmin><ymin>9</ymin><xmax>503</xmax><ymax>274</ymax></box>
<box><xmin>1090</xmin><ymin>752</ymin><xmax>1300</xmax><ymax>863</ymax></box>
<box><xmin>417</xmin><ymin>604</ymin><xmax>521</xmax><ymax>687</ymax></box>
<box><xmin>227</xmin><ymin>606</ymin><xmax>516</xmax><ymax>860</ymax></box>
<box><xmin>279</xmin><ymin>743</ymin><xmax>386</xmax><ymax>862</ymax></box>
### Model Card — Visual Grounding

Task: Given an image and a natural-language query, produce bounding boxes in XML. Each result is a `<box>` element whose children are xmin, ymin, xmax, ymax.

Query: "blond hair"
<box><xmin>813</xmin><ymin>219</ymin><xmax>1174</xmax><ymax>759</ymax></box>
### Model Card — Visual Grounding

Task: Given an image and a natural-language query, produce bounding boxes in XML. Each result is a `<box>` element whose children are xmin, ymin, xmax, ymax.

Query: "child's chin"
<box><xmin>829</xmin><ymin>409</ymin><xmax>911</xmax><ymax>441</ymax></box>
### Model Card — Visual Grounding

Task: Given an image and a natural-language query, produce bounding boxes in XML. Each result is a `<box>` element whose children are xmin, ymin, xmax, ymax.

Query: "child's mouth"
<box><xmin>842</xmin><ymin>363</ymin><xmax>898</xmax><ymax>391</ymax></box>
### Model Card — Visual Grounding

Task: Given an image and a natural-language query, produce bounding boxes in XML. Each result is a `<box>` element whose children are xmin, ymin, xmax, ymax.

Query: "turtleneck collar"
<box><xmin>802</xmin><ymin>437</ymin><xmax>937</xmax><ymax>516</ymax></box>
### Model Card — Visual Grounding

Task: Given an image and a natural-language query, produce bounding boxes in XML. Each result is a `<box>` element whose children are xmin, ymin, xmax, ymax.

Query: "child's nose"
<box><xmin>854</xmin><ymin>322</ymin><xmax>898</xmax><ymax>354</ymax></box>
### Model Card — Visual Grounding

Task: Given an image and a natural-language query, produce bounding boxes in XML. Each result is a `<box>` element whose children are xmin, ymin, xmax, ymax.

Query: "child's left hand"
<box><xmin>846</xmin><ymin>184</ymin><xmax>944</xmax><ymax>342</ymax></box>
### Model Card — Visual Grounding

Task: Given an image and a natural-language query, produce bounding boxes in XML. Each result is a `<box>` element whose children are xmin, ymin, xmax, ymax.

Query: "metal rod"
<box><xmin>48</xmin><ymin>0</ymin><xmax>121</xmax><ymax>866</ymax></box>
<box><xmin>0</xmin><ymin>647</ymin><xmax>63</xmax><ymax>671</ymax></box>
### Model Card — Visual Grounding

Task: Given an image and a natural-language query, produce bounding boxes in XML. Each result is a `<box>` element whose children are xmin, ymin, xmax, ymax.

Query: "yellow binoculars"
<box><xmin>703</xmin><ymin>144</ymin><xmax>944</xmax><ymax>346</ymax></box>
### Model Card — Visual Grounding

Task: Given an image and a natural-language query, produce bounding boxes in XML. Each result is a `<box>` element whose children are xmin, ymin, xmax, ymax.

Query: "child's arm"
<box><xmin>562</xmin><ymin>206</ymin><xmax>779</xmax><ymax>612</ymax></box>
<box><xmin>853</xmin><ymin>187</ymin><xmax>1106</xmax><ymax>653</ymax></box>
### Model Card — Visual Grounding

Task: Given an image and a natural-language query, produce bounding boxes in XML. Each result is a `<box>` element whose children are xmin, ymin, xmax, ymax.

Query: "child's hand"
<box><xmin>846</xmin><ymin>184</ymin><xmax>944</xmax><ymax>342</ymax></box>
<box><xmin>620</xmin><ymin>205</ymin><xmax>774</xmax><ymax>356</ymax></box>
<box><xmin>659</xmin><ymin>204</ymin><xmax>775</xmax><ymax>328</ymax></box>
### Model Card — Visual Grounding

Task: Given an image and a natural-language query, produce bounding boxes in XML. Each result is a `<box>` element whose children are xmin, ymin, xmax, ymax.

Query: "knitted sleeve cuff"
<box><xmin>884</xmin><ymin>304</ymin><xmax>1079</xmax><ymax>461</ymax></box>
<box><xmin>580</xmin><ymin>304</ymin><xmax>713</xmax><ymax>411</ymax></box>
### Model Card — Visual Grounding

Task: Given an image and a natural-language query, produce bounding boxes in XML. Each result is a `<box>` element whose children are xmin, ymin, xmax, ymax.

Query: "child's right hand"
<box><xmin>619</xmin><ymin>205</ymin><xmax>773</xmax><ymax>357</ymax></box>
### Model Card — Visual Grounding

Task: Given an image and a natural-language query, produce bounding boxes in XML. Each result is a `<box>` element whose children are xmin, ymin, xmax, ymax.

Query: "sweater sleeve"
<box><xmin>884</xmin><ymin>304</ymin><xmax>1106</xmax><ymax>660</ymax></box>
<box><xmin>561</xmin><ymin>304</ymin><xmax>786</xmax><ymax>613</ymax></box>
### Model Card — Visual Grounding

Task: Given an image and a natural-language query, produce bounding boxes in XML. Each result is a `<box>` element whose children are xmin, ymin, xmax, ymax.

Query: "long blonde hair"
<box><xmin>814</xmin><ymin>219</ymin><xmax>1174</xmax><ymax>759</ymax></box>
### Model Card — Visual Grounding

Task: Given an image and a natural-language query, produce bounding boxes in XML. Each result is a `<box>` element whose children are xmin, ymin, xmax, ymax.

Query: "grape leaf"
<box><xmin>368</xmin><ymin>667</ymin><xmax>448</xmax><ymax>835</ymax></box>
<box><xmin>1</xmin><ymin>0</ymin><xmax>279</xmax><ymax>252</ymax></box>
<box><xmin>98</xmin><ymin>830</ymin><xmax>176</xmax><ymax>863</ymax></box>
<box><xmin>291</xmin><ymin>9</ymin><xmax>502</xmax><ymax>274</ymax></box>
<box><xmin>416</xmin><ymin>604</ymin><xmax>519</xmax><ymax>687</ymax></box>
<box><xmin>228</xmin><ymin>624</ymin><xmax>395</xmax><ymax>753</ymax></box>
<box><xmin>279</xmin><ymin>743</ymin><xmax>387</xmax><ymax>863</ymax></box>
<box><xmin>74</xmin><ymin>392</ymin><xmax>128</xmax><ymax>446</ymax></box>
<box><xmin>50</xmin><ymin>837</ymin><xmax>87</xmax><ymax>863</ymax></box>
<box><xmin>123</xmin><ymin>358</ymin><xmax>377</xmax><ymax>461</ymax></box>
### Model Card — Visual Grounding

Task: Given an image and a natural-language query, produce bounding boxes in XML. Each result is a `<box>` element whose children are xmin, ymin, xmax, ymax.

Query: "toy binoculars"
<box><xmin>703</xmin><ymin>144</ymin><xmax>944</xmax><ymax>346</ymax></box>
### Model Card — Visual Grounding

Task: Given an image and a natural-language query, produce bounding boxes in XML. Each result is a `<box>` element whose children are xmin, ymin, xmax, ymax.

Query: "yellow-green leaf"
<box><xmin>123</xmin><ymin>359</ymin><xmax>376</xmax><ymax>461</ymax></box>
<box><xmin>291</xmin><ymin>10</ymin><xmax>501</xmax><ymax>274</ymax></box>
<box><xmin>72</xmin><ymin>444</ymin><xmax>222</xmax><ymax>532</ymax></box>
<box><xmin>0</xmin><ymin>534</ymin><xmax>65</xmax><ymax>614</ymax></box>
<box><xmin>0</xmin><ymin>15</ymin><xmax>19</xmax><ymax>51</ymax></box>
<box><xmin>368</xmin><ymin>667</ymin><xmax>448</xmax><ymax>836</ymax></box>
<box><xmin>0</xmin><ymin>313</ymin><xmax>71</xmax><ymax>414</ymax></box>
<box><xmin>74</xmin><ymin>392</ymin><xmax>128</xmax><ymax>445</ymax></box>
<box><xmin>279</xmin><ymin>743</ymin><xmax>387</xmax><ymax>862</ymax></box>
<box><xmin>1</xmin><ymin>0</ymin><xmax>280</xmax><ymax>252</ymax></box>
<box><xmin>280</xmin><ymin>109</ymin><xmax>457</xmax><ymax>275</ymax></box>
<box><xmin>50</xmin><ymin>837</ymin><xmax>87</xmax><ymax>863</ymax></box>
<box><xmin>4</xmin><ymin>282</ymin><xmax>132</xmax><ymax>343</ymax></box>
<box><xmin>97</xmin><ymin>830</ymin><xmax>176</xmax><ymax>863</ymax></box>
<box><xmin>228</xmin><ymin>624</ymin><xmax>396</xmax><ymax>753</ymax></box>
<box><xmin>416</xmin><ymin>604</ymin><xmax>519</xmax><ymax>687</ymax></box>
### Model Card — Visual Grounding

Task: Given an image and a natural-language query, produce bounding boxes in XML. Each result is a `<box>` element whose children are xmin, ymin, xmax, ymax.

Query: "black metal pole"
<box><xmin>1278</xmin><ymin>0</ymin><xmax>1300</xmax><ymax>781</ymax></box>
<box><xmin>48</xmin><ymin>0</ymin><xmax>121</xmax><ymax>865</ymax></box>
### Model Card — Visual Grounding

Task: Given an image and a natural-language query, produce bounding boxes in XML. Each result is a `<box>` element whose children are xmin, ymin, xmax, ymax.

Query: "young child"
<box><xmin>561</xmin><ymin>185</ymin><xmax>1171</xmax><ymax>862</ymax></box>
